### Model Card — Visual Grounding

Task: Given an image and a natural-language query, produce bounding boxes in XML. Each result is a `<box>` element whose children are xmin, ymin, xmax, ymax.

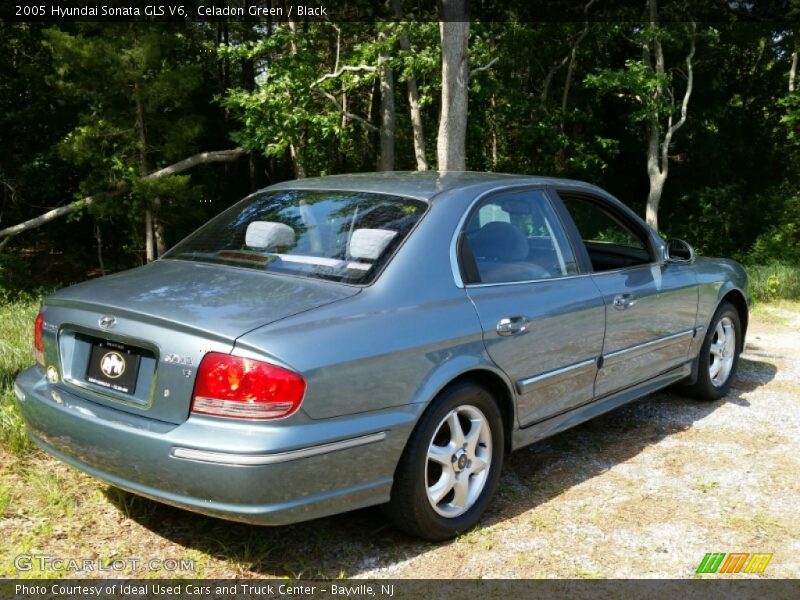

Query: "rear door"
<box><xmin>555</xmin><ymin>191</ymin><xmax>698</xmax><ymax>397</ymax></box>
<box><xmin>461</xmin><ymin>188</ymin><xmax>606</xmax><ymax>426</ymax></box>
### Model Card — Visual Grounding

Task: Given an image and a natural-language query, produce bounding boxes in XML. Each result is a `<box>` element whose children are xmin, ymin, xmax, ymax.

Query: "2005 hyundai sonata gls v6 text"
<box><xmin>14</xmin><ymin>172</ymin><xmax>749</xmax><ymax>540</ymax></box>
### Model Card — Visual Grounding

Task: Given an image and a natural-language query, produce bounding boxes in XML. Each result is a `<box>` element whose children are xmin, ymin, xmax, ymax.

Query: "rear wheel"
<box><xmin>682</xmin><ymin>301</ymin><xmax>742</xmax><ymax>400</ymax></box>
<box><xmin>385</xmin><ymin>381</ymin><xmax>504</xmax><ymax>541</ymax></box>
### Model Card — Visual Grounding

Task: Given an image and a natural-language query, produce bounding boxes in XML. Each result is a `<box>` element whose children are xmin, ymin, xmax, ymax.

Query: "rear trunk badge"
<box><xmin>99</xmin><ymin>316</ymin><xmax>116</xmax><ymax>329</ymax></box>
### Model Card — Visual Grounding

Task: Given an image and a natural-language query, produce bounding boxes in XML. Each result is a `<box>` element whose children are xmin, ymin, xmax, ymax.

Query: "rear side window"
<box><xmin>163</xmin><ymin>190</ymin><xmax>427</xmax><ymax>285</ymax></box>
<box><xmin>461</xmin><ymin>190</ymin><xmax>578</xmax><ymax>284</ymax></box>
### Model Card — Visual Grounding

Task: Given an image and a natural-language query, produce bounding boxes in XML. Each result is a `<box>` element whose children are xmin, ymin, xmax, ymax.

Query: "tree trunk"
<box><xmin>287</xmin><ymin>18</ymin><xmax>307</xmax><ymax>178</ymax></box>
<box><xmin>490</xmin><ymin>94</ymin><xmax>498</xmax><ymax>168</ymax></box>
<box><xmin>377</xmin><ymin>28</ymin><xmax>395</xmax><ymax>171</ymax></box>
<box><xmin>437</xmin><ymin>0</ymin><xmax>469</xmax><ymax>171</ymax></box>
<box><xmin>133</xmin><ymin>81</ymin><xmax>157</xmax><ymax>263</ymax></box>
<box><xmin>153</xmin><ymin>196</ymin><xmax>167</xmax><ymax>256</ymax></box>
<box><xmin>790</xmin><ymin>33</ymin><xmax>798</xmax><ymax>93</ymax></box>
<box><xmin>368</xmin><ymin>77</ymin><xmax>381</xmax><ymax>162</ymax></box>
<box><xmin>646</xmin><ymin>116</ymin><xmax>667</xmax><ymax>231</ymax></box>
<box><xmin>393</xmin><ymin>0</ymin><xmax>428</xmax><ymax>170</ymax></box>
<box><xmin>94</xmin><ymin>219</ymin><xmax>106</xmax><ymax>276</ymax></box>
<box><xmin>406</xmin><ymin>72</ymin><xmax>428</xmax><ymax>171</ymax></box>
<box><xmin>642</xmin><ymin>0</ymin><xmax>695</xmax><ymax>233</ymax></box>
<box><xmin>289</xmin><ymin>140</ymin><xmax>307</xmax><ymax>179</ymax></box>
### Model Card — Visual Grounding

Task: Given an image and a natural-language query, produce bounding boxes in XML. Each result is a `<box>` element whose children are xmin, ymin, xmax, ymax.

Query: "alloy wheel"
<box><xmin>709</xmin><ymin>316</ymin><xmax>736</xmax><ymax>387</ymax></box>
<box><xmin>425</xmin><ymin>404</ymin><xmax>493</xmax><ymax>518</ymax></box>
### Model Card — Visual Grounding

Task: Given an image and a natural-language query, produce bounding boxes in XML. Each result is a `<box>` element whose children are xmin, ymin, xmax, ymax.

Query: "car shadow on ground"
<box><xmin>104</xmin><ymin>357</ymin><xmax>777</xmax><ymax>578</ymax></box>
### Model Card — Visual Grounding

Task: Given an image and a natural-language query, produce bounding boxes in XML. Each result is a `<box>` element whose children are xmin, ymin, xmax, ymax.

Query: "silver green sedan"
<box><xmin>14</xmin><ymin>172</ymin><xmax>749</xmax><ymax>540</ymax></box>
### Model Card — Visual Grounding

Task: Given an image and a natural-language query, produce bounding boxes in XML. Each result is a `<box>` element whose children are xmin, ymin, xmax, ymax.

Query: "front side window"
<box><xmin>462</xmin><ymin>190</ymin><xmax>578</xmax><ymax>284</ymax></box>
<box><xmin>163</xmin><ymin>190</ymin><xmax>427</xmax><ymax>285</ymax></box>
<box><xmin>560</xmin><ymin>195</ymin><xmax>652</xmax><ymax>272</ymax></box>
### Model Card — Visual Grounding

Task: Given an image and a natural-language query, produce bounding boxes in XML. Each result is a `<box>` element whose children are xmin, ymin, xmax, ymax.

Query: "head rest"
<box><xmin>245</xmin><ymin>221</ymin><xmax>295</xmax><ymax>250</ymax></box>
<box><xmin>348</xmin><ymin>228</ymin><xmax>397</xmax><ymax>260</ymax></box>
<box><xmin>468</xmin><ymin>222</ymin><xmax>528</xmax><ymax>261</ymax></box>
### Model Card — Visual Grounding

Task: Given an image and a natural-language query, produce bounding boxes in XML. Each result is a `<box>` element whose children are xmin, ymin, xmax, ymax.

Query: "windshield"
<box><xmin>163</xmin><ymin>189</ymin><xmax>428</xmax><ymax>284</ymax></box>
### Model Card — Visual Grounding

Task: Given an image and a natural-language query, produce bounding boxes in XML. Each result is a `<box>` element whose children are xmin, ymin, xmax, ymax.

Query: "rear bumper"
<box><xmin>14</xmin><ymin>367</ymin><xmax>420</xmax><ymax>525</ymax></box>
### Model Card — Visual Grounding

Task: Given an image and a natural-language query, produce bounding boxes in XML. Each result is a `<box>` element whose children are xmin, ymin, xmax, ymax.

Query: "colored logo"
<box><xmin>696</xmin><ymin>553</ymin><xmax>772</xmax><ymax>574</ymax></box>
<box><xmin>100</xmin><ymin>352</ymin><xmax>126</xmax><ymax>379</ymax></box>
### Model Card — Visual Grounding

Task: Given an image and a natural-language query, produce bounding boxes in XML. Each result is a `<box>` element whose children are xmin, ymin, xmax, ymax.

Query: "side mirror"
<box><xmin>665</xmin><ymin>238</ymin><xmax>696</xmax><ymax>264</ymax></box>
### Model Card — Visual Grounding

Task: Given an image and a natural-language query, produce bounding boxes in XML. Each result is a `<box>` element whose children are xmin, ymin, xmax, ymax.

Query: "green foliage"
<box><xmin>745</xmin><ymin>192</ymin><xmax>800</xmax><ymax>265</ymax></box>
<box><xmin>220</xmin><ymin>22</ymin><xmax>401</xmax><ymax>175</ymax></box>
<box><xmin>586</xmin><ymin>58</ymin><xmax>672</xmax><ymax>124</ymax></box>
<box><xmin>779</xmin><ymin>91</ymin><xmax>800</xmax><ymax>144</ymax></box>
<box><xmin>35</xmin><ymin>23</ymin><xmax>213</xmax><ymax>259</ymax></box>
<box><xmin>1</xmin><ymin>18</ymin><xmax>800</xmax><ymax>287</ymax></box>
<box><xmin>747</xmin><ymin>262</ymin><xmax>800</xmax><ymax>302</ymax></box>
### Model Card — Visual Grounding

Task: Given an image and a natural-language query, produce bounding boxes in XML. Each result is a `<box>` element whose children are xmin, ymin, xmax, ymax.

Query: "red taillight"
<box><xmin>34</xmin><ymin>312</ymin><xmax>45</xmax><ymax>368</ymax></box>
<box><xmin>190</xmin><ymin>352</ymin><xmax>306</xmax><ymax>420</ymax></box>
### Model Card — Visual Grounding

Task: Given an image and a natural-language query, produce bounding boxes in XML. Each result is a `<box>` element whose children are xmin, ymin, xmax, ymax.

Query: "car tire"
<box><xmin>682</xmin><ymin>301</ymin><xmax>742</xmax><ymax>401</ymax></box>
<box><xmin>384</xmin><ymin>380</ymin><xmax>504</xmax><ymax>541</ymax></box>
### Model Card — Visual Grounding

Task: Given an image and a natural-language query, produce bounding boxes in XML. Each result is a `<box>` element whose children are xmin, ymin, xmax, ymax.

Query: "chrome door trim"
<box><xmin>603</xmin><ymin>329</ymin><xmax>695</xmax><ymax>362</ymax></box>
<box><xmin>516</xmin><ymin>358</ymin><xmax>597</xmax><ymax>395</ymax></box>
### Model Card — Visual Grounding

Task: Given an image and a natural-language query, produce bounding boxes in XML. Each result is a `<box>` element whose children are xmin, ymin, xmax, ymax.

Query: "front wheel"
<box><xmin>384</xmin><ymin>381</ymin><xmax>504</xmax><ymax>541</ymax></box>
<box><xmin>682</xmin><ymin>301</ymin><xmax>742</xmax><ymax>401</ymax></box>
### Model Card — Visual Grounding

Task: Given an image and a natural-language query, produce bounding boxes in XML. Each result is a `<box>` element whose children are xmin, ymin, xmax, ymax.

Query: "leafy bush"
<box><xmin>745</xmin><ymin>193</ymin><xmax>800</xmax><ymax>266</ymax></box>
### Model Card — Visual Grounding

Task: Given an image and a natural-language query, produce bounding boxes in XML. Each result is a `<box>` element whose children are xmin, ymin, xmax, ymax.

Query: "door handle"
<box><xmin>612</xmin><ymin>293</ymin><xmax>637</xmax><ymax>310</ymax></box>
<box><xmin>497</xmin><ymin>316</ymin><xmax>529</xmax><ymax>336</ymax></box>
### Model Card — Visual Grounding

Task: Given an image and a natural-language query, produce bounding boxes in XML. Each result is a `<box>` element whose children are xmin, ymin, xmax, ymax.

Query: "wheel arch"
<box><xmin>412</xmin><ymin>361</ymin><xmax>517</xmax><ymax>456</ymax></box>
<box><xmin>685</xmin><ymin>285</ymin><xmax>749</xmax><ymax>386</ymax></box>
<box><xmin>719</xmin><ymin>288</ymin><xmax>749</xmax><ymax>345</ymax></box>
<box><xmin>445</xmin><ymin>369</ymin><xmax>516</xmax><ymax>455</ymax></box>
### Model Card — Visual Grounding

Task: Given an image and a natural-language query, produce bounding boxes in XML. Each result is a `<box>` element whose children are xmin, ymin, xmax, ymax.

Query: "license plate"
<box><xmin>86</xmin><ymin>341</ymin><xmax>142</xmax><ymax>394</ymax></box>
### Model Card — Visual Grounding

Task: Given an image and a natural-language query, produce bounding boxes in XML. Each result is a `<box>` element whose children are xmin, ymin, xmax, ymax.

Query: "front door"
<box><xmin>460</xmin><ymin>188</ymin><xmax>606</xmax><ymax>426</ymax></box>
<box><xmin>556</xmin><ymin>193</ymin><xmax>698</xmax><ymax>397</ymax></box>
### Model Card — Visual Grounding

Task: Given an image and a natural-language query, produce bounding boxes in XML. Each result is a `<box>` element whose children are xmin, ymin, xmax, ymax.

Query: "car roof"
<box><xmin>265</xmin><ymin>171</ymin><xmax>606</xmax><ymax>202</ymax></box>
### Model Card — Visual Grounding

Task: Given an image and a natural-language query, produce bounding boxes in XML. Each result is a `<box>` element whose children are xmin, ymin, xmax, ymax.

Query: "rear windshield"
<box><xmin>163</xmin><ymin>189</ymin><xmax>428</xmax><ymax>285</ymax></box>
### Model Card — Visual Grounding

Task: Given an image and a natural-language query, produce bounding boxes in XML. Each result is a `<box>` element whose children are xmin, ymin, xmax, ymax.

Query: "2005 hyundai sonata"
<box><xmin>14</xmin><ymin>172</ymin><xmax>749</xmax><ymax>540</ymax></box>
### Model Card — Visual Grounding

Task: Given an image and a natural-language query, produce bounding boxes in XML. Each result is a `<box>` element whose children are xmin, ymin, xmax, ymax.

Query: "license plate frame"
<box><xmin>85</xmin><ymin>340</ymin><xmax>142</xmax><ymax>395</ymax></box>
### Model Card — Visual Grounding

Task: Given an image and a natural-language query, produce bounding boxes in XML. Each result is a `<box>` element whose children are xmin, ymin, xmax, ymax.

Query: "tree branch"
<box><xmin>312</xmin><ymin>64</ymin><xmax>376</xmax><ymax>87</ymax></box>
<box><xmin>561</xmin><ymin>0</ymin><xmax>599</xmax><ymax>115</ymax></box>
<box><xmin>145</xmin><ymin>148</ymin><xmax>245</xmax><ymax>179</ymax></box>
<box><xmin>313</xmin><ymin>88</ymin><xmax>379</xmax><ymax>132</ymax></box>
<box><xmin>790</xmin><ymin>31</ymin><xmax>798</xmax><ymax>93</ymax></box>
<box><xmin>541</xmin><ymin>53</ymin><xmax>572</xmax><ymax>106</ymax></box>
<box><xmin>660</xmin><ymin>22</ymin><xmax>696</xmax><ymax>174</ymax></box>
<box><xmin>311</xmin><ymin>62</ymin><xmax>379</xmax><ymax>132</ymax></box>
<box><xmin>0</xmin><ymin>147</ymin><xmax>246</xmax><ymax>243</ymax></box>
<box><xmin>470</xmin><ymin>56</ymin><xmax>498</xmax><ymax>76</ymax></box>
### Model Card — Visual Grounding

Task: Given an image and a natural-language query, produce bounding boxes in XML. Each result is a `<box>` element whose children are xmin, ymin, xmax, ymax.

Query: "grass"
<box><xmin>0</xmin><ymin>479</ymin><xmax>12</xmax><ymax>517</ymax></box>
<box><xmin>746</xmin><ymin>262</ymin><xmax>800</xmax><ymax>303</ymax></box>
<box><xmin>0</xmin><ymin>295</ymin><xmax>40</xmax><ymax>454</ymax></box>
<box><xmin>694</xmin><ymin>480</ymin><xmax>720</xmax><ymax>494</ymax></box>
